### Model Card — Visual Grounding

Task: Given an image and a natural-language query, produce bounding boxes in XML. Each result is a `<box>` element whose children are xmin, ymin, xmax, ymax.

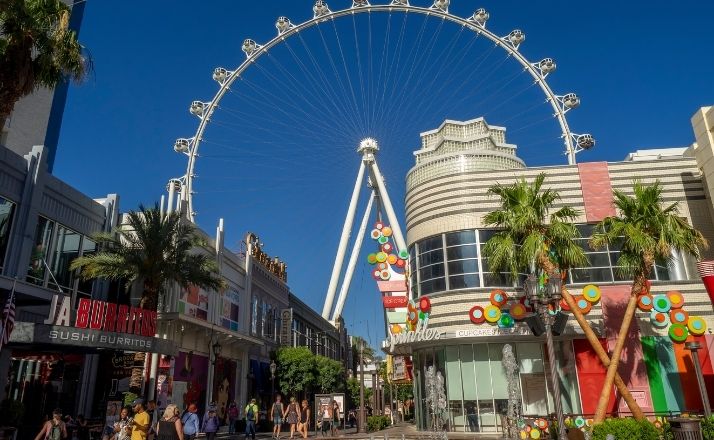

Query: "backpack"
<box><xmin>246</xmin><ymin>405</ymin><xmax>255</xmax><ymax>421</ymax></box>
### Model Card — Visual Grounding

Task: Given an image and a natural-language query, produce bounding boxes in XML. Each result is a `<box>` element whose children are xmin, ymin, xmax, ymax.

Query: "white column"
<box><xmin>332</xmin><ymin>190</ymin><xmax>375</xmax><ymax>322</ymax></box>
<box><xmin>368</xmin><ymin>161</ymin><xmax>407</xmax><ymax>252</ymax></box>
<box><xmin>322</xmin><ymin>161</ymin><xmax>366</xmax><ymax>319</ymax></box>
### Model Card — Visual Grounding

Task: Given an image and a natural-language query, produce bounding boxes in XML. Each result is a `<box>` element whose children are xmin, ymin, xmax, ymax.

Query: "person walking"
<box><xmin>34</xmin><ymin>409</ymin><xmax>68</xmax><ymax>440</ymax></box>
<box><xmin>155</xmin><ymin>404</ymin><xmax>183</xmax><ymax>440</ymax></box>
<box><xmin>244</xmin><ymin>398</ymin><xmax>259</xmax><ymax>440</ymax></box>
<box><xmin>330</xmin><ymin>401</ymin><xmax>340</xmax><ymax>437</ymax></box>
<box><xmin>227</xmin><ymin>402</ymin><xmax>239</xmax><ymax>435</ymax></box>
<box><xmin>271</xmin><ymin>395</ymin><xmax>284</xmax><ymax>439</ymax></box>
<box><xmin>319</xmin><ymin>404</ymin><xmax>331</xmax><ymax>437</ymax></box>
<box><xmin>130</xmin><ymin>399</ymin><xmax>151</xmax><ymax>440</ymax></box>
<box><xmin>181</xmin><ymin>404</ymin><xmax>200</xmax><ymax>440</ymax></box>
<box><xmin>146</xmin><ymin>400</ymin><xmax>157</xmax><ymax>440</ymax></box>
<box><xmin>201</xmin><ymin>404</ymin><xmax>220</xmax><ymax>440</ymax></box>
<box><xmin>283</xmin><ymin>397</ymin><xmax>300</xmax><ymax>440</ymax></box>
<box><xmin>76</xmin><ymin>415</ymin><xmax>90</xmax><ymax>440</ymax></box>
<box><xmin>297</xmin><ymin>400</ymin><xmax>310</xmax><ymax>439</ymax></box>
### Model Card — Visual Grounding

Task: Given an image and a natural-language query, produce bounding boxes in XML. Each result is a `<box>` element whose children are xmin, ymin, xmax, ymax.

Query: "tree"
<box><xmin>351</xmin><ymin>336</ymin><xmax>375</xmax><ymax>374</ymax></box>
<box><xmin>590</xmin><ymin>181</ymin><xmax>706</xmax><ymax>423</ymax></box>
<box><xmin>347</xmin><ymin>377</ymin><xmax>372</xmax><ymax>408</ymax></box>
<box><xmin>314</xmin><ymin>355</ymin><xmax>345</xmax><ymax>394</ymax></box>
<box><xmin>483</xmin><ymin>172</ymin><xmax>645</xmax><ymax>419</ymax></box>
<box><xmin>70</xmin><ymin>204</ymin><xmax>225</xmax><ymax>389</ymax></box>
<box><xmin>0</xmin><ymin>0</ymin><xmax>88</xmax><ymax>128</ymax></box>
<box><xmin>276</xmin><ymin>347</ymin><xmax>316</xmax><ymax>397</ymax></box>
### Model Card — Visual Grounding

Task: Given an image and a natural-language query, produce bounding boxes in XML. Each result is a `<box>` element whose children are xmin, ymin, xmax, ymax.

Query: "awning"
<box><xmin>9</xmin><ymin>321</ymin><xmax>178</xmax><ymax>355</ymax></box>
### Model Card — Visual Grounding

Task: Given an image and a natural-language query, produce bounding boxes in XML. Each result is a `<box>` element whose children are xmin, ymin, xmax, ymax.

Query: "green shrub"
<box><xmin>592</xmin><ymin>418</ymin><xmax>659</xmax><ymax>440</ymax></box>
<box><xmin>701</xmin><ymin>416</ymin><xmax>714</xmax><ymax>440</ymax></box>
<box><xmin>366</xmin><ymin>415</ymin><xmax>391</xmax><ymax>432</ymax></box>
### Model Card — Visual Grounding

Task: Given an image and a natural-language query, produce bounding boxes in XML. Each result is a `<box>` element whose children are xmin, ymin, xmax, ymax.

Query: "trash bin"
<box><xmin>669</xmin><ymin>418</ymin><xmax>703</xmax><ymax>440</ymax></box>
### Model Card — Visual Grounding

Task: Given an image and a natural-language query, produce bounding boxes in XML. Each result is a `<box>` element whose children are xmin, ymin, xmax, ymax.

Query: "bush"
<box><xmin>701</xmin><ymin>416</ymin><xmax>714</xmax><ymax>440</ymax></box>
<box><xmin>592</xmin><ymin>418</ymin><xmax>659</xmax><ymax>440</ymax></box>
<box><xmin>366</xmin><ymin>415</ymin><xmax>391</xmax><ymax>432</ymax></box>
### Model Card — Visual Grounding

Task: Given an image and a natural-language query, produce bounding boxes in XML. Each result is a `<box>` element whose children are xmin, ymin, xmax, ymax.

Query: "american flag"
<box><xmin>0</xmin><ymin>281</ymin><xmax>16</xmax><ymax>352</ymax></box>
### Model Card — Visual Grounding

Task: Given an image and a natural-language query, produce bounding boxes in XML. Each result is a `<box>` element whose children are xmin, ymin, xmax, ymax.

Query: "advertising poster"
<box><xmin>179</xmin><ymin>285</ymin><xmax>209</xmax><ymax>321</ymax></box>
<box><xmin>213</xmin><ymin>358</ymin><xmax>237</xmax><ymax>423</ymax></box>
<box><xmin>221</xmin><ymin>290</ymin><xmax>240</xmax><ymax>331</ymax></box>
<box><xmin>174</xmin><ymin>351</ymin><xmax>209</xmax><ymax>412</ymax></box>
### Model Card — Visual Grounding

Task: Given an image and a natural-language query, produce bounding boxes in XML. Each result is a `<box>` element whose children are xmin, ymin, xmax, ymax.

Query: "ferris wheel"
<box><xmin>166</xmin><ymin>0</ymin><xmax>596</xmax><ymax>322</ymax></box>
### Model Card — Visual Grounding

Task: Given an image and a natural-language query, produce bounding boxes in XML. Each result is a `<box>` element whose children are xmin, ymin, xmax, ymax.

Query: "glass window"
<box><xmin>419</xmin><ymin>236</ymin><xmax>443</xmax><ymax>254</ymax></box>
<box><xmin>420</xmin><ymin>263</ymin><xmax>445</xmax><ymax>280</ymax></box>
<box><xmin>586</xmin><ymin>252</ymin><xmax>611</xmax><ymax>267</ymax></box>
<box><xmin>28</xmin><ymin>217</ymin><xmax>54</xmax><ymax>285</ymax></box>
<box><xmin>569</xmin><ymin>267</ymin><xmax>613</xmax><ymax>284</ymax></box>
<box><xmin>446</xmin><ymin>245</ymin><xmax>477</xmax><ymax>260</ymax></box>
<box><xmin>474</xmin><ymin>345</ymin><xmax>495</xmax><ymax>431</ymax></box>
<box><xmin>76</xmin><ymin>238</ymin><xmax>96</xmax><ymax>296</ymax></box>
<box><xmin>449</xmin><ymin>274</ymin><xmax>480</xmax><ymax>290</ymax></box>
<box><xmin>445</xmin><ymin>346</ymin><xmax>464</xmax><ymax>431</ymax></box>
<box><xmin>0</xmin><ymin>197</ymin><xmax>15</xmax><ymax>272</ymax></box>
<box><xmin>448</xmin><ymin>260</ymin><xmax>478</xmax><ymax>275</ymax></box>
<box><xmin>49</xmin><ymin>226</ymin><xmax>81</xmax><ymax>291</ymax></box>
<box><xmin>420</xmin><ymin>249</ymin><xmax>444</xmax><ymax>266</ymax></box>
<box><xmin>446</xmin><ymin>230</ymin><xmax>476</xmax><ymax>247</ymax></box>
<box><xmin>251</xmin><ymin>295</ymin><xmax>259</xmax><ymax>335</ymax></box>
<box><xmin>420</xmin><ymin>278</ymin><xmax>446</xmax><ymax>295</ymax></box>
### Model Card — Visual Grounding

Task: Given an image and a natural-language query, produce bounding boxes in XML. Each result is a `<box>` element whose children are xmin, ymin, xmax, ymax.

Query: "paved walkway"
<box><xmin>215</xmin><ymin>423</ymin><xmax>505</xmax><ymax>440</ymax></box>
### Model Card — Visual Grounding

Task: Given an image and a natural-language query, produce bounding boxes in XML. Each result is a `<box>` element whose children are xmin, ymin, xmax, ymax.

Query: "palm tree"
<box><xmin>0</xmin><ymin>0</ymin><xmax>87</xmax><ymax>128</ymax></box>
<box><xmin>483</xmin><ymin>172</ymin><xmax>645</xmax><ymax>419</ymax></box>
<box><xmin>71</xmin><ymin>205</ymin><xmax>225</xmax><ymax>391</ymax></box>
<box><xmin>590</xmin><ymin>181</ymin><xmax>707</xmax><ymax>423</ymax></box>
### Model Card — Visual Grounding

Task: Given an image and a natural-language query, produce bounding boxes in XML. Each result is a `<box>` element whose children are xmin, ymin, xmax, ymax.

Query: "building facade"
<box><xmin>383</xmin><ymin>112</ymin><xmax>714</xmax><ymax>434</ymax></box>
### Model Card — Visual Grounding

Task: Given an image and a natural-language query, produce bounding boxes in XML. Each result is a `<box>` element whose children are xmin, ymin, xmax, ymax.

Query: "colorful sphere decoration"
<box><xmin>498</xmin><ymin>312</ymin><xmax>515</xmax><ymax>328</ymax></box>
<box><xmin>668</xmin><ymin>291</ymin><xmax>685</xmax><ymax>309</ymax></box>
<box><xmin>490</xmin><ymin>289</ymin><xmax>509</xmax><ymax>307</ymax></box>
<box><xmin>382</xmin><ymin>226</ymin><xmax>393</xmax><ymax>237</ymax></box>
<box><xmin>637</xmin><ymin>294</ymin><xmax>654</xmax><ymax>311</ymax></box>
<box><xmin>574</xmin><ymin>295</ymin><xmax>592</xmax><ymax>314</ymax></box>
<box><xmin>688</xmin><ymin>316</ymin><xmax>707</xmax><ymax>336</ymax></box>
<box><xmin>509</xmin><ymin>302</ymin><xmax>528</xmax><ymax>320</ymax></box>
<box><xmin>366</xmin><ymin>222</ymin><xmax>406</xmax><ymax>282</ymax></box>
<box><xmin>582</xmin><ymin>284</ymin><xmax>601</xmax><ymax>303</ymax></box>
<box><xmin>419</xmin><ymin>296</ymin><xmax>432</xmax><ymax>313</ymax></box>
<box><xmin>670</xmin><ymin>309</ymin><xmax>689</xmax><ymax>325</ymax></box>
<box><xmin>651</xmin><ymin>310</ymin><xmax>670</xmax><ymax>328</ymax></box>
<box><xmin>469</xmin><ymin>306</ymin><xmax>485</xmax><ymax>324</ymax></box>
<box><xmin>653</xmin><ymin>295</ymin><xmax>672</xmax><ymax>313</ymax></box>
<box><xmin>484</xmin><ymin>305</ymin><xmax>501</xmax><ymax>323</ymax></box>
<box><xmin>669</xmin><ymin>323</ymin><xmax>689</xmax><ymax>343</ymax></box>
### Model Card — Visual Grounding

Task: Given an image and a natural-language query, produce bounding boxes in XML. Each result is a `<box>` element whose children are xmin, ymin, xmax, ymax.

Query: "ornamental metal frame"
<box><xmin>170</xmin><ymin>0</ymin><xmax>594</xmax><ymax>222</ymax></box>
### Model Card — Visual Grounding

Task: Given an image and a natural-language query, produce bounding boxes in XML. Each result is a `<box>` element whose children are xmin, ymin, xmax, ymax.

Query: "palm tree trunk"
<box><xmin>537</xmin><ymin>254</ymin><xmax>645</xmax><ymax>420</ymax></box>
<box><xmin>593</xmin><ymin>292</ymin><xmax>639</xmax><ymax>423</ymax></box>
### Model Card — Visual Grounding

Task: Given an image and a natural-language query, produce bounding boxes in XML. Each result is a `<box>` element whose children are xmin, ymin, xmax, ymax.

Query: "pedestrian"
<box><xmin>228</xmin><ymin>402</ymin><xmax>239</xmax><ymax>435</ymax></box>
<box><xmin>114</xmin><ymin>407</ymin><xmax>133</xmax><ymax>440</ymax></box>
<box><xmin>34</xmin><ymin>408</ymin><xmax>68</xmax><ymax>440</ymax></box>
<box><xmin>384</xmin><ymin>406</ymin><xmax>392</xmax><ymax>425</ymax></box>
<box><xmin>297</xmin><ymin>400</ymin><xmax>310</xmax><ymax>439</ymax></box>
<box><xmin>147</xmin><ymin>400</ymin><xmax>157</xmax><ymax>440</ymax></box>
<box><xmin>245</xmin><ymin>398</ymin><xmax>259</xmax><ymax>440</ymax></box>
<box><xmin>76</xmin><ymin>415</ymin><xmax>90</xmax><ymax>440</ymax></box>
<box><xmin>271</xmin><ymin>395</ymin><xmax>284</xmax><ymax>439</ymax></box>
<box><xmin>330</xmin><ymin>401</ymin><xmax>340</xmax><ymax>437</ymax></box>
<box><xmin>319</xmin><ymin>404</ymin><xmax>331</xmax><ymax>437</ymax></box>
<box><xmin>201</xmin><ymin>404</ymin><xmax>220</xmax><ymax>440</ymax></box>
<box><xmin>181</xmin><ymin>404</ymin><xmax>200</xmax><ymax>440</ymax></box>
<box><xmin>130</xmin><ymin>399</ymin><xmax>151</xmax><ymax>440</ymax></box>
<box><xmin>347</xmin><ymin>410</ymin><xmax>356</xmax><ymax>429</ymax></box>
<box><xmin>155</xmin><ymin>404</ymin><xmax>183</xmax><ymax>440</ymax></box>
<box><xmin>283</xmin><ymin>397</ymin><xmax>300</xmax><ymax>440</ymax></box>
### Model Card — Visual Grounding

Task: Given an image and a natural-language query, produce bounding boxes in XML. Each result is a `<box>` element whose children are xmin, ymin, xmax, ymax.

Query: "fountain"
<box><xmin>424</xmin><ymin>365</ymin><xmax>448</xmax><ymax>440</ymax></box>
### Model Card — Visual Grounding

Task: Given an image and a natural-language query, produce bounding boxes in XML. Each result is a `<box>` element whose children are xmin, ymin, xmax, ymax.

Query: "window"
<box><xmin>28</xmin><ymin>217</ymin><xmax>55</xmax><ymax>285</ymax></box>
<box><xmin>0</xmin><ymin>197</ymin><xmax>15</xmax><ymax>273</ymax></box>
<box><xmin>251</xmin><ymin>295</ymin><xmax>259</xmax><ymax>335</ymax></box>
<box><xmin>418</xmin><ymin>236</ymin><xmax>446</xmax><ymax>295</ymax></box>
<box><xmin>76</xmin><ymin>238</ymin><xmax>96</xmax><ymax>299</ymax></box>
<box><xmin>446</xmin><ymin>231</ymin><xmax>479</xmax><ymax>291</ymax></box>
<box><xmin>49</xmin><ymin>226</ymin><xmax>81</xmax><ymax>291</ymax></box>
<box><xmin>478</xmin><ymin>229</ymin><xmax>520</xmax><ymax>287</ymax></box>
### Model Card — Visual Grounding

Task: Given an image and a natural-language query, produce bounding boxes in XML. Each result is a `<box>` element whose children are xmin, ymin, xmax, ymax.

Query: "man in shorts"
<box><xmin>271</xmin><ymin>395</ymin><xmax>284</xmax><ymax>439</ymax></box>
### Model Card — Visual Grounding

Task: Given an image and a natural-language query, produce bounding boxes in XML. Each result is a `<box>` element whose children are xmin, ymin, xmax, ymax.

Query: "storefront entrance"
<box><xmin>413</xmin><ymin>340</ymin><xmax>581</xmax><ymax>433</ymax></box>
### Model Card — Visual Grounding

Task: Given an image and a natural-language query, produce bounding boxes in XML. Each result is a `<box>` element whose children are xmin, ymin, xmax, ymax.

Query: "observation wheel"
<box><xmin>169</xmin><ymin>0</ymin><xmax>595</xmax><ymax>224</ymax></box>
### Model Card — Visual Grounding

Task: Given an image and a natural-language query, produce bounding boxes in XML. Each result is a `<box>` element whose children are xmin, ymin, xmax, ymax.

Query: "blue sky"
<box><xmin>56</xmin><ymin>1</ymin><xmax>714</xmax><ymax>347</ymax></box>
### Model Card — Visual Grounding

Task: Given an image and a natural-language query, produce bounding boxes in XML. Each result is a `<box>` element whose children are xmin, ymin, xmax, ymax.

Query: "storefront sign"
<box><xmin>44</xmin><ymin>295</ymin><xmax>157</xmax><ymax>337</ymax></box>
<box><xmin>387</xmin><ymin>321</ymin><xmax>443</xmax><ymax>352</ymax></box>
<box><xmin>382</xmin><ymin>296</ymin><xmax>408</xmax><ymax>308</ymax></box>
<box><xmin>453</xmin><ymin>326</ymin><xmax>532</xmax><ymax>338</ymax></box>
<box><xmin>280</xmin><ymin>308</ymin><xmax>293</xmax><ymax>346</ymax></box>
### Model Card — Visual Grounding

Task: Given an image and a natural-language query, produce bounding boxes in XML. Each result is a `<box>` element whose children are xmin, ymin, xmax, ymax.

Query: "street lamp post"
<box><xmin>270</xmin><ymin>360</ymin><xmax>277</xmax><ymax>401</ymax></box>
<box><xmin>359</xmin><ymin>339</ymin><xmax>366</xmax><ymax>433</ymax></box>
<box><xmin>685</xmin><ymin>341</ymin><xmax>712</xmax><ymax>417</ymax></box>
<box><xmin>524</xmin><ymin>272</ymin><xmax>567</xmax><ymax>439</ymax></box>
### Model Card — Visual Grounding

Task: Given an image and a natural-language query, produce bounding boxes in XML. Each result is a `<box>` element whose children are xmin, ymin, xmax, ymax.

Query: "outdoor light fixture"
<box><xmin>212</xmin><ymin>341</ymin><xmax>222</xmax><ymax>361</ymax></box>
<box><xmin>270</xmin><ymin>360</ymin><xmax>277</xmax><ymax>379</ymax></box>
<box><xmin>524</xmin><ymin>272</ymin><xmax>567</xmax><ymax>439</ymax></box>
